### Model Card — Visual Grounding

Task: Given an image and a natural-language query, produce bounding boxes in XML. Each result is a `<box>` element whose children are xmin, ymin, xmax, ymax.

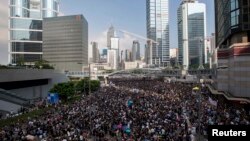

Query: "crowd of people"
<box><xmin>0</xmin><ymin>78</ymin><xmax>249</xmax><ymax>141</ymax></box>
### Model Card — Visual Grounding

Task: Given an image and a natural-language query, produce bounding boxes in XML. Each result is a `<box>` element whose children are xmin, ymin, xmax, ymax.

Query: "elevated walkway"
<box><xmin>206</xmin><ymin>84</ymin><xmax>250</xmax><ymax>104</ymax></box>
<box><xmin>0</xmin><ymin>88</ymin><xmax>29</xmax><ymax>106</ymax></box>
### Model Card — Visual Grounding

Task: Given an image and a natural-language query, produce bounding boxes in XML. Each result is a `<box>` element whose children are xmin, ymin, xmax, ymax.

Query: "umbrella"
<box><xmin>192</xmin><ymin>87</ymin><xmax>200</xmax><ymax>91</ymax></box>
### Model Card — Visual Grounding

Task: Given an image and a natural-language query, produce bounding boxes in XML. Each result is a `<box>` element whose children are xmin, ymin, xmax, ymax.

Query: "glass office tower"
<box><xmin>9</xmin><ymin>0</ymin><xmax>59</xmax><ymax>64</ymax></box>
<box><xmin>146</xmin><ymin>0</ymin><xmax>170</xmax><ymax>66</ymax></box>
<box><xmin>177</xmin><ymin>0</ymin><xmax>206</xmax><ymax>69</ymax></box>
<box><xmin>43</xmin><ymin>15</ymin><xmax>88</xmax><ymax>71</ymax></box>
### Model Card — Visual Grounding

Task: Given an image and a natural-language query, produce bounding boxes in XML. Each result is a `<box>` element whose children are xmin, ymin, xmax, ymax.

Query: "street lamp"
<box><xmin>88</xmin><ymin>63</ymin><xmax>91</xmax><ymax>95</ymax></box>
<box><xmin>197</xmin><ymin>77</ymin><xmax>204</xmax><ymax>141</ymax></box>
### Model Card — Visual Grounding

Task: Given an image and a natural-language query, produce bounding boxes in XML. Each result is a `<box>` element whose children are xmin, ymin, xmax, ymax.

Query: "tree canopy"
<box><xmin>50</xmin><ymin>79</ymin><xmax>100</xmax><ymax>101</ymax></box>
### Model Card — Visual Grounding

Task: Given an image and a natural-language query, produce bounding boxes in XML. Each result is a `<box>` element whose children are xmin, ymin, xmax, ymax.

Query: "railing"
<box><xmin>0</xmin><ymin>89</ymin><xmax>29</xmax><ymax>106</ymax></box>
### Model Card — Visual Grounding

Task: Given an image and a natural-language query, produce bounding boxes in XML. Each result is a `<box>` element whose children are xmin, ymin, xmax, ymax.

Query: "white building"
<box><xmin>146</xmin><ymin>0</ymin><xmax>170</xmax><ymax>66</ymax></box>
<box><xmin>122</xmin><ymin>61</ymin><xmax>146</xmax><ymax>70</ymax></box>
<box><xmin>106</xmin><ymin>25</ymin><xmax>120</xmax><ymax>70</ymax></box>
<box><xmin>107</xmin><ymin>50</ymin><xmax>117</xmax><ymax>70</ymax></box>
<box><xmin>122</xmin><ymin>61</ymin><xmax>138</xmax><ymax>70</ymax></box>
<box><xmin>170</xmin><ymin>48</ymin><xmax>178</xmax><ymax>58</ymax></box>
<box><xmin>178</xmin><ymin>0</ymin><xmax>206</xmax><ymax>70</ymax></box>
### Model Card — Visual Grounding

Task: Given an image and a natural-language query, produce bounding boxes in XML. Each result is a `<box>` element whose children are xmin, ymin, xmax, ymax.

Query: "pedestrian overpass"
<box><xmin>65</xmin><ymin>68</ymin><xmax>213</xmax><ymax>80</ymax></box>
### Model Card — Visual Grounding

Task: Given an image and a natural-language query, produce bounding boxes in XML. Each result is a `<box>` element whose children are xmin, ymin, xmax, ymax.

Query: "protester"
<box><xmin>0</xmin><ymin>78</ymin><xmax>249</xmax><ymax>140</ymax></box>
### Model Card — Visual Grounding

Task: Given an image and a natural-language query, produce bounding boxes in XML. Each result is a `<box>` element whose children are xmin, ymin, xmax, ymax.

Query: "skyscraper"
<box><xmin>145</xmin><ymin>45</ymin><xmax>149</xmax><ymax>64</ymax></box>
<box><xmin>146</xmin><ymin>0</ymin><xmax>170</xmax><ymax>66</ymax></box>
<box><xmin>43</xmin><ymin>15</ymin><xmax>88</xmax><ymax>71</ymax></box>
<box><xmin>9</xmin><ymin>0</ymin><xmax>59</xmax><ymax>64</ymax></box>
<box><xmin>107</xmin><ymin>25</ymin><xmax>115</xmax><ymax>49</ymax></box>
<box><xmin>107</xmin><ymin>50</ymin><xmax>117</xmax><ymax>70</ymax></box>
<box><xmin>125</xmin><ymin>49</ymin><xmax>130</xmax><ymax>62</ymax></box>
<box><xmin>215</xmin><ymin>0</ymin><xmax>250</xmax><ymax>97</ymax></box>
<box><xmin>132</xmin><ymin>40</ymin><xmax>140</xmax><ymax>61</ymax></box>
<box><xmin>107</xmin><ymin>36</ymin><xmax>119</xmax><ymax>70</ymax></box>
<box><xmin>92</xmin><ymin>42</ymin><xmax>100</xmax><ymax>63</ymax></box>
<box><xmin>102</xmin><ymin>49</ymin><xmax>108</xmax><ymax>56</ymax></box>
<box><xmin>177</xmin><ymin>0</ymin><xmax>206</xmax><ymax>69</ymax></box>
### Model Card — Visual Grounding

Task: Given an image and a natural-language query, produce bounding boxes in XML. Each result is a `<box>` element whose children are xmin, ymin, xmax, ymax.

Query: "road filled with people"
<box><xmin>0</xmin><ymin>78</ymin><xmax>249</xmax><ymax>141</ymax></box>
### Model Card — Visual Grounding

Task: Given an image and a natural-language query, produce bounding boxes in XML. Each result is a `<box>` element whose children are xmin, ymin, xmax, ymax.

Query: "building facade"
<box><xmin>215</xmin><ymin>0</ymin><xmax>250</xmax><ymax>97</ymax></box>
<box><xmin>107</xmin><ymin>50</ymin><xmax>117</xmax><ymax>70</ymax></box>
<box><xmin>125</xmin><ymin>49</ymin><xmax>130</xmax><ymax>62</ymax></box>
<box><xmin>107</xmin><ymin>25</ymin><xmax>115</xmax><ymax>49</ymax></box>
<box><xmin>92</xmin><ymin>42</ymin><xmax>100</xmax><ymax>63</ymax></box>
<box><xmin>43</xmin><ymin>15</ymin><xmax>88</xmax><ymax>71</ymax></box>
<box><xmin>102</xmin><ymin>49</ymin><xmax>107</xmax><ymax>56</ymax></box>
<box><xmin>132</xmin><ymin>40</ymin><xmax>140</xmax><ymax>61</ymax></box>
<box><xmin>9</xmin><ymin>0</ymin><xmax>59</xmax><ymax>64</ymax></box>
<box><xmin>170</xmin><ymin>48</ymin><xmax>179</xmax><ymax>67</ymax></box>
<box><xmin>146</xmin><ymin>0</ymin><xmax>170</xmax><ymax>66</ymax></box>
<box><xmin>178</xmin><ymin>0</ymin><xmax>206</xmax><ymax>69</ymax></box>
<box><xmin>209</xmin><ymin>33</ymin><xmax>217</xmax><ymax>69</ymax></box>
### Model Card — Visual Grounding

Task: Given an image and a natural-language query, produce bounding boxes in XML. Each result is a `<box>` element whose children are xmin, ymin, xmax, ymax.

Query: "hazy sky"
<box><xmin>0</xmin><ymin>0</ymin><xmax>215</xmax><ymax>64</ymax></box>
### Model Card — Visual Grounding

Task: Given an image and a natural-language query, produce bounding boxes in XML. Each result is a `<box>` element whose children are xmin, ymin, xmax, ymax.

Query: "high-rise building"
<box><xmin>107</xmin><ymin>50</ymin><xmax>117</xmax><ymax>70</ymax></box>
<box><xmin>107</xmin><ymin>36</ymin><xmax>119</xmax><ymax>70</ymax></box>
<box><xmin>146</xmin><ymin>0</ymin><xmax>170</xmax><ymax>66</ymax></box>
<box><xmin>132</xmin><ymin>40</ymin><xmax>140</xmax><ymax>61</ymax></box>
<box><xmin>107</xmin><ymin>25</ymin><xmax>115</xmax><ymax>49</ymax></box>
<box><xmin>43</xmin><ymin>15</ymin><xmax>88</xmax><ymax>71</ymax></box>
<box><xmin>145</xmin><ymin>45</ymin><xmax>149</xmax><ymax>64</ymax></box>
<box><xmin>92</xmin><ymin>42</ymin><xmax>100</xmax><ymax>63</ymax></box>
<box><xmin>125</xmin><ymin>49</ymin><xmax>130</xmax><ymax>62</ymax></box>
<box><xmin>9</xmin><ymin>0</ymin><xmax>59</xmax><ymax>64</ymax></box>
<box><xmin>177</xmin><ymin>0</ymin><xmax>206</xmax><ymax>69</ymax></box>
<box><xmin>129</xmin><ymin>51</ymin><xmax>132</xmax><ymax>62</ymax></box>
<box><xmin>170</xmin><ymin>48</ymin><xmax>179</xmax><ymax>67</ymax></box>
<box><xmin>215</xmin><ymin>0</ymin><xmax>250</xmax><ymax>97</ymax></box>
<box><xmin>102</xmin><ymin>49</ymin><xmax>108</xmax><ymax>56</ymax></box>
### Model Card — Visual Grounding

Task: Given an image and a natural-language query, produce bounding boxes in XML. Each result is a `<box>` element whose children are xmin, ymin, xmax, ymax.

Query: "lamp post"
<box><xmin>89</xmin><ymin>63</ymin><xmax>91</xmax><ymax>95</ymax></box>
<box><xmin>198</xmin><ymin>77</ymin><xmax>204</xmax><ymax>141</ymax></box>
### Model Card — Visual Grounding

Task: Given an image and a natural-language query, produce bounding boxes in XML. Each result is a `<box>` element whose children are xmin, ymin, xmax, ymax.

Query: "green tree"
<box><xmin>90</xmin><ymin>80</ymin><xmax>100</xmax><ymax>92</ymax></box>
<box><xmin>34</xmin><ymin>60</ymin><xmax>54</xmax><ymax>69</ymax></box>
<box><xmin>0</xmin><ymin>65</ymin><xmax>8</xmax><ymax>69</ymax></box>
<box><xmin>75</xmin><ymin>78</ymin><xmax>100</xmax><ymax>94</ymax></box>
<box><xmin>204</xmin><ymin>63</ymin><xmax>210</xmax><ymax>69</ymax></box>
<box><xmin>16</xmin><ymin>57</ymin><xmax>25</xmax><ymax>66</ymax></box>
<box><xmin>75</xmin><ymin>79</ymin><xmax>87</xmax><ymax>93</ymax></box>
<box><xmin>49</xmin><ymin>82</ymin><xmax>75</xmax><ymax>100</ymax></box>
<box><xmin>50</xmin><ymin>78</ymin><xmax>100</xmax><ymax>101</ymax></box>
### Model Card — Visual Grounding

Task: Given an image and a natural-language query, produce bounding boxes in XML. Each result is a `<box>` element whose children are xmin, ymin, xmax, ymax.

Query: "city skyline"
<box><xmin>0</xmin><ymin>0</ymin><xmax>215</xmax><ymax>65</ymax></box>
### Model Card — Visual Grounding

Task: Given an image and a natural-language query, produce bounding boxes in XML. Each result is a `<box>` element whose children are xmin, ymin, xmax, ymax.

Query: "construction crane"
<box><xmin>116</xmin><ymin>29</ymin><xmax>158</xmax><ymax>65</ymax></box>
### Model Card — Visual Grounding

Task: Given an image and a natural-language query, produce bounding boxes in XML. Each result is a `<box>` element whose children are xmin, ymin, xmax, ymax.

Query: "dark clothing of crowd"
<box><xmin>0</xmin><ymin>78</ymin><xmax>249</xmax><ymax>141</ymax></box>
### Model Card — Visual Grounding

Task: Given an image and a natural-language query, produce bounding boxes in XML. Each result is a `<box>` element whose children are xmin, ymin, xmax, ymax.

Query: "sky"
<box><xmin>0</xmin><ymin>0</ymin><xmax>215</xmax><ymax>64</ymax></box>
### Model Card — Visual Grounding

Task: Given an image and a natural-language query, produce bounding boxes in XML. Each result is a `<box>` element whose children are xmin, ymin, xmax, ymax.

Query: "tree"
<box><xmin>204</xmin><ymin>63</ymin><xmax>210</xmax><ymax>69</ymax></box>
<box><xmin>75</xmin><ymin>78</ymin><xmax>100</xmax><ymax>94</ymax></box>
<box><xmin>49</xmin><ymin>82</ymin><xmax>75</xmax><ymax>101</ymax></box>
<box><xmin>90</xmin><ymin>80</ymin><xmax>100</xmax><ymax>92</ymax></box>
<box><xmin>0</xmin><ymin>65</ymin><xmax>8</xmax><ymax>69</ymax></box>
<box><xmin>34</xmin><ymin>60</ymin><xmax>54</xmax><ymax>69</ymax></box>
<box><xmin>50</xmin><ymin>79</ymin><xmax>100</xmax><ymax>101</ymax></box>
<box><xmin>16</xmin><ymin>57</ymin><xmax>25</xmax><ymax>66</ymax></box>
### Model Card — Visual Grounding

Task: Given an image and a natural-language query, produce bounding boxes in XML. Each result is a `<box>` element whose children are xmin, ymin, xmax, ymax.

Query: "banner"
<box><xmin>208</xmin><ymin>97</ymin><xmax>217</xmax><ymax>107</ymax></box>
